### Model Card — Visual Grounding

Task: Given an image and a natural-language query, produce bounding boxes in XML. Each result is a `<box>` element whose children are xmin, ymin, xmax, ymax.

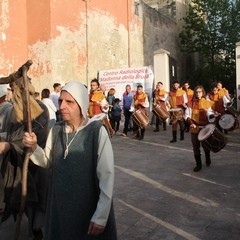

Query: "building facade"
<box><xmin>0</xmin><ymin>0</ymin><xmax>188</xmax><ymax>91</ymax></box>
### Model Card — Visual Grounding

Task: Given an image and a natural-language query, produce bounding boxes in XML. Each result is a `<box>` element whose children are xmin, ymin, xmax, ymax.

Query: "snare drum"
<box><xmin>152</xmin><ymin>105</ymin><xmax>169</xmax><ymax>121</ymax></box>
<box><xmin>219</xmin><ymin>114</ymin><xmax>237</xmax><ymax>131</ymax></box>
<box><xmin>169</xmin><ymin>108</ymin><xmax>183</xmax><ymax>124</ymax></box>
<box><xmin>198</xmin><ymin>124</ymin><xmax>227</xmax><ymax>153</ymax></box>
<box><xmin>132</xmin><ymin>109</ymin><xmax>150</xmax><ymax>129</ymax></box>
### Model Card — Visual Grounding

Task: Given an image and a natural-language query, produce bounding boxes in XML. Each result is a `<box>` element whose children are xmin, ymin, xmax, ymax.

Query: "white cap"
<box><xmin>61</xmin><ymin>81</ymin><xmax>89</xmax><ymax>119</ymax></box>
<box><xmin>0</xmin><ymin>84</ymin><xmax>8</xmax><ymax>98</ymax></box>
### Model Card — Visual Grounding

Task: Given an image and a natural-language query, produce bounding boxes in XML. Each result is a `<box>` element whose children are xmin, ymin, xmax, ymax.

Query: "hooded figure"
<box><xmin>21</xmin><ymin>81</ymin><xmax>117</xmax><ymax>240</ymax></box>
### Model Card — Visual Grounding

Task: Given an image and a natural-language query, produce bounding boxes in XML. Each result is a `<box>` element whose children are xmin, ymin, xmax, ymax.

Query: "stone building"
<box><xmin>0</xmin><ymin>0</ymin><xmax>189</xmax><ymax>91</ymax></box>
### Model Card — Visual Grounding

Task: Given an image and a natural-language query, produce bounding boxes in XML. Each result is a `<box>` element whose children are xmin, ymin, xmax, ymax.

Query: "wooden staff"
<box><xmin>14</xmin><ymin>61</ymin><xmax>33</xmax><ymax>240</ymax></box>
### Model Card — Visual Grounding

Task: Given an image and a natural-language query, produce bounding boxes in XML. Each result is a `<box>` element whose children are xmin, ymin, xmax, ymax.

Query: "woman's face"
<box><xmin>195</xmin><ymin>88</ymin><xmax>203</xmax><ymax>99</ymax></box>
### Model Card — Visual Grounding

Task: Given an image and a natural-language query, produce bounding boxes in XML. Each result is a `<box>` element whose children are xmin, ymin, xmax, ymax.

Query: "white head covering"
<box><xmin>0</xmin><ymin>84</ymin><xmax>8</xmax><ymax>98</ymax></box>
<box><xmin>61</xmin><ymin>81</ymin><xmax>89</xmax><ymax>119</ymax></box>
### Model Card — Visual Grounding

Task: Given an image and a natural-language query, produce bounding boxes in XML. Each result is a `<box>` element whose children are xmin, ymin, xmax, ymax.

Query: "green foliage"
<box><xmin>179</xmin><ymin>0</ymin><xmax>240</xmax><ymax>93</ymax></box>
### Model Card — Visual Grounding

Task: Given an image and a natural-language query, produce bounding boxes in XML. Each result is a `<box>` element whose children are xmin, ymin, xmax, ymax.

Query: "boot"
<box><xmin>180</xmin><ymin>130</ymin><xmax>184</xmax><ymax>140</ymax></box>
<box><xmin>205</xmin><ymin>152</ymin><xmax>211</xmax><ymax>167</ymax></box>
<box><xmin>193</xmin><ymin>154</ymin><xmax>202</xmax><ymax>172</ymax></box>
<box><xmin>170</xmin><ymin>131</ymin><xmax>177</xmax><ymax>143</ymax></box>
<box><xmin>153</xmin><ymin>126</ymin><xmax>159</xmax><ymax>132</ymax></box>
<box><xmin>163</xmin><ymin>122</ymin><xmax>166</xmax><ymax>131</ymax></box>
<box><xmin>132</xmin><ymin>130</ymin><xmax>140</xmax><ymax>139</ymax></box>
<box><xmin>154</xmin><ymin>118</ymin><xmax>160</xmax><ymax>132</ymax></box>
<box><xmin>139</xmin><ymin>129</ymin><xmax>145</xmax><ymax>140</ymax></box>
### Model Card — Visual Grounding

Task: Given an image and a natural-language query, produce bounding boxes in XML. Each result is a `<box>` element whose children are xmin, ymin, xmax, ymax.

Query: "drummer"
<box><xmin>217</xmin><ymin>81</ymin><xmax>231</xmax><ymax>100</ymax></box>
<box><xmin>130</xmin><ymin>84</ymin><xmax>149</xmax><ymax>140</ymax></box>
<box><xmin>184</xmin><ymin>85</ymin><xmax>215</xmax><ymax>172</ymax></box>
<box><xmin>182</xmin><ymin>81</ymin><xmax>194</xmax><ymax>132</ymax></box>
<box><xmin>153</xmin><ymin>82</ymin><xmax>169</xmax><ymax>132</ymax></box>
<box><xmin>88</xmin><ymin>78</ymin><xmax>115</xmax><ymax>136</ymax></box>
<box><xmin>206</xmin><ymin>82</ymin><xmax>230</xmax><ymax>132</ymax></box>
<box><xmin>168</xmin><ymin>80</ymin><xmax>188</xmax><ymax>143</ymax></box>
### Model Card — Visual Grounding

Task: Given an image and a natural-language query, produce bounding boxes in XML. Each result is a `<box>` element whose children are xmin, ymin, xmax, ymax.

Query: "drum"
<box><xmin>132</xmin><ymin>109</ymin><xmax>150</xmax><ymax>129</ymax></box>
<box><xmin>198</xmin><ymin>124</ymin><xmax>227</xmax><ymax>153</ymax></box>
<box><xmin>169</xmin><ymin>108</ymin><xmax>183</xmax><ymax>125</ymax></box>
<box><xmin>90</xmin><ymin>113</ymin><xmax>115</xmax><ymax>136</ymax></box>
<box><xmin>219</xmin><ymin>114</ymin><xmax>237</xmax><ymax>131</ymax></box>
<box><xmin>152</xmin><ymin>104</ymin><xmax>169</xmax><ymax>121</ymax></box>
<box><xmin>226</xmin><ymin>105</ymin><xmax>240</xmax><ymax>118</ymax></box>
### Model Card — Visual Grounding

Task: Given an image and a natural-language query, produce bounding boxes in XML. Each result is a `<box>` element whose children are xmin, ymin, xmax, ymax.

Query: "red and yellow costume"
<box><xmin>168</xmin><ymin>88</ymin><xmax>187</xmax><ymax>141</ymax></box>
<box><xmin>187</xmin><ymin>98</ymin><xmax>214</xmax><ymax>127</ymax></box>
<box><xmin>169</xmin><ymin>88</ymin><xmax>187</xmax><ymax>110</ymax></box>
<box><xmin>88</xmin><ymin>90</ymin><xmax>106</xmax><ymax>117</ymax></box>
<box><xmin>207</xmin><ymin>92</ymin><xmax>225</xmax><ymax>115</ymax></box>
<box><xmin>133</xmin><ymin>92</ymin><xmax>148</xmax><ymax>115</ymax></box>
<box><xmin>155</xmin><ymin>89</ymin><xmax>168</xmax><ymax>111</ymax></box>
<box><xmin>218</xmin><ymin>88</ymin><xmax>228</xmax><ymax>98</ymax></box>
<box><xmin>185</xmin><ymin>88</ymin><xmax>194</xmax><ymax>104</ymax></box>
<box><xmin>131</xmin><ymin>91</ymin><xmax>149</xmax><ymax>140</ymax></box>
<box><xmin>185</xmin><ymin>97</ymin><xmax>215</xmax><ymax>172</ymax></box>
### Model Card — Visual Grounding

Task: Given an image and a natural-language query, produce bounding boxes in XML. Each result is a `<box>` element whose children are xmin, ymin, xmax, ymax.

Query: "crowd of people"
<box><xmin>0</xmin><ymin>68</ymin><xmax>239</xmax><ymax>239</ymax></box>
<box><xmin>86</xmin><ymin>79</ymin><xmax>239</xmax><ymax>174</ymax></box>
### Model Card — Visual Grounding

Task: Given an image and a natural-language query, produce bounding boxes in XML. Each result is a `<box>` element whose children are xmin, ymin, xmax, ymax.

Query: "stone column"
<box><xmin>236</xmin><ymin>42</ymin><xmax>240</xmax><ymax>112</ymax></box>
<box><xmin>153</xmin><ymin>49</ymin><xmax>170</xmax><ymax>92</ymax></box>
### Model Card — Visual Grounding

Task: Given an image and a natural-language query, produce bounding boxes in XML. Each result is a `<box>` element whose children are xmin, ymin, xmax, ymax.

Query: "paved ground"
<box><xmin>113</xmin><ymin>125</ymin><xmax>240</xmax><ymax>240</ymax></box>
<box><xmin>0</xmin><ymin>123</ymin><xmax>240</xmax><ymax>240</ymax></box>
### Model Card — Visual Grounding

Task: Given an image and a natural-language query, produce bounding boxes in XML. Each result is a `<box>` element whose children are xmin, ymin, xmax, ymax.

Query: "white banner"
<box><xmin>98</xmin><ymin>66</ymin><xmax>154</xmax><ymax>100</ymax></box>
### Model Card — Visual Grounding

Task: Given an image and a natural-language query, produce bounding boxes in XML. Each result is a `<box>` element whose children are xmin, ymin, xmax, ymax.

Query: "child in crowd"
<box><xmin>113</xmin><ymin>98</ymin><xmax>122</xmax><ymax>135</ymax></box>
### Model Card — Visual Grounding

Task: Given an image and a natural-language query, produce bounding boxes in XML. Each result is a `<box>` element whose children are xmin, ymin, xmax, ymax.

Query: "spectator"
<box><xmin>41</xmin><ymin>88</ymin><xmax>57</xmax><ymax>128</ymax></box>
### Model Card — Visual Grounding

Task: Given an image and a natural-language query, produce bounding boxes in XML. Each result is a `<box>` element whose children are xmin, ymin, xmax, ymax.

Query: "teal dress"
<box><xmin>45</xmin><ymin>121</ymin><xmax>117</xmax><ymax>240</ymax></box>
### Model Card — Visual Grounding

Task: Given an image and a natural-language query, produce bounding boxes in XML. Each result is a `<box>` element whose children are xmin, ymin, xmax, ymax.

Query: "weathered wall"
<box><xmin>0</xmin><ymin>0</ymin><xmax>28</xmax><ymax>74</ymax></box>
<box><xmin>141</xmin><ymin>3</ymin><xmax>179</xmax><ymax>67</ymax></box>
<box><xmin>0</xmin><ymin>0</ymin><xmax>185</xmax><ymax>92</ymax></box>
<box><xmin>0</xmin><ymin>0</ymin><xmax>142</xmax><ymax>91</ymax></box>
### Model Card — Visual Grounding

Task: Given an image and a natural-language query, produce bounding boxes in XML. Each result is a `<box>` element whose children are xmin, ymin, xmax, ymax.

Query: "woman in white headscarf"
<box><xmin>21</xmin><ymin>81</ymin><xmax>117</xmax><ymax>240</ymax></box>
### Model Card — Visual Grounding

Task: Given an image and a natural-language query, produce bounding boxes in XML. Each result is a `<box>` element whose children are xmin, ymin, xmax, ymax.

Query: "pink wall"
<box><xmin>0</xmin><ymin>0</ymin><xmax>135</xmax><ymax>78</ymax></box>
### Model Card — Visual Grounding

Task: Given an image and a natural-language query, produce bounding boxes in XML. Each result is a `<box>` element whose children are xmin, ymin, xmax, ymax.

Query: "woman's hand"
<box><xmin>88</xmin><ymin>222</ymin><xmax>105</xmax><ymax>236</ymax></box>
<box><xmin>22</xmin><ymin>132</ymin><xmax>37</xmax><ymax>152</ymax></box>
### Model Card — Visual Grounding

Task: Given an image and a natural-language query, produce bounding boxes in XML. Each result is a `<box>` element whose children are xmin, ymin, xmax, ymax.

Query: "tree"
<box><xmin>179</xmin><ymin>0</ymin><xmax>240</xmax><ymax>92</ymax></box>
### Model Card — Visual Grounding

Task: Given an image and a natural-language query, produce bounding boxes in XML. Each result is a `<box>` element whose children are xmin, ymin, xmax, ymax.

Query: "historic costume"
<box><xmin>0</xmin><ymin>65</ymin><xmax>50</xmax><ymax>239</ymax></box>
<box><xmin>1</xmin><ymin>100</ymin><xmax>50</xmax><ymax>238</ymax></box>
<box><xmin>130</xmin><ymin>86</ymin><xmax>149</xmax><ymax>140</ymax></box>
<box><xmin>88</xmin><ymin>90</ymin><xmax>108</xmax><ymax>117</ymax></box>
<box><xmin>168</xmin><ymin>84</ymin><xmax>188</xmax><ymax>142</ymax></box>
<box><xmin>185</xmin><ymin>88</ymin><xmax>215</xmax><ymax>172</ymax></box>
<box><xmin>27</xmin><ymin>81</ymin><xmax>117</xmax><ymax>240</ymax></box>
<box><xmin>153</xmin><ymin>87</ymin><xmax>168</xmax><ymax>131</ymax></box>
<box><xmin>88</xmin><ymin>88</ymin><xmax>114</xmax><ymax>136</ymax></box>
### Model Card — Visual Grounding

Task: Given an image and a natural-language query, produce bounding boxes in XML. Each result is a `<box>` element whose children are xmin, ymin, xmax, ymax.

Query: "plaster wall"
<box><xmin>1</xmin><ymin>0</ymin><xmax>142</xmax><ymax>91</ymax></box>
<box><xmin>0</xmin><ymin>0</ymin><xmax>183</xmax><ymax>93</ymax></box>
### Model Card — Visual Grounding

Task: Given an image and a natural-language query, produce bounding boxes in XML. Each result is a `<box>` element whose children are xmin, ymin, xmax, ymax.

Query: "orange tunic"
<box><xmin>218</xmin><ymin>88</ymin><xmax>228</xmax><ymax>98</ymax></box>
<box><xmin>155</xmin><ymin>89</ymin><xmax>168</xmax><ymax>111</ymax></box>
<box><xmin>169</xmin><ymin>88</ymin><xmax>187</xmax><ymax>114</ymax></box>
<box><xmin>188</xmin><ymin>98</ymin><xmax>214</xmax><ymax>126</ymax></box>
<box><xmin>185</xmin><ymin>88</ymin><xmax>194</xmax><ymax>103</ymax></box>
<box><xmin>207</xmin><ymin>92</ymin><xmax>225</xmax><ymax>115</ymax></box>
<box><xmin>88</xmin><ymin>90</ymin><xmax>106</xmax><ymax>117</ymax></box>
<box><xmin>134</xmin><ymin>92</ymin><xmax>148</xmax><ymax>115</ymax></box>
